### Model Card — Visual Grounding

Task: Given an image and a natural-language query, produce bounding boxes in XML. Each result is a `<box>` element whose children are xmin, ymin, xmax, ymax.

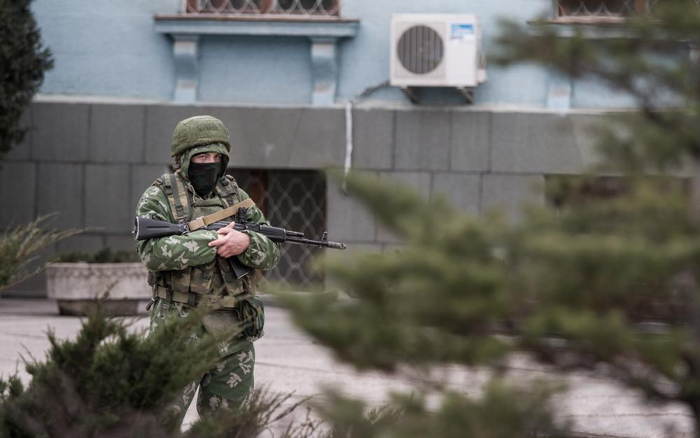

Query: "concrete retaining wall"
<box><xmin>0</xmin><ymin>99</ymin><xmax>609</xmax><ymax>295</ymax></box>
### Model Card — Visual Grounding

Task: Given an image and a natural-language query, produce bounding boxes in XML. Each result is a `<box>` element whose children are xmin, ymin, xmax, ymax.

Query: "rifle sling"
<box><xmin>187</xmin><ymin>198</ymin><xmax>256</xmax><ymax>232</ymax></box>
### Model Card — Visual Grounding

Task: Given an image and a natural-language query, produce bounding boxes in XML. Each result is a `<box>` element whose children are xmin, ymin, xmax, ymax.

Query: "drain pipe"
<box><xmin>343</xmin><ymin>100</ymin><xmax>354</xmax><ymax>193</ymax></box>
<box><xmin>342</xmin><ymin>80</ymin><xmax>391</xmax><ymax>193</ymax></box>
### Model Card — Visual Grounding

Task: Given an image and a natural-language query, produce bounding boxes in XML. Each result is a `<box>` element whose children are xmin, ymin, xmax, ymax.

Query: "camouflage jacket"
<box><xmin>136</xmin><ymin>169</ymin><xmax>280</xmax><ymax>298</ymax></box>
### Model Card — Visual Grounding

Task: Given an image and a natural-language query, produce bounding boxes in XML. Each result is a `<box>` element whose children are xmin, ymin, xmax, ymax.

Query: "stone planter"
<box><xmin>46</xmin><ymin>263</ymin><xmax>151</xmax><ymax>316</ymax></box>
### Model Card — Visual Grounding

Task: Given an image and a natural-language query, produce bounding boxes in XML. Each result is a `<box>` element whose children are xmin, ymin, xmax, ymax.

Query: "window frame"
<box><xmin>182</xmin><ymin>0</ymin><xmax>341</xmax><ymax>17</ymax></box>
<box><xmin>552</xmin><ymin>0</ymin><xmax>650</xmax><ymax>23</ymax></box>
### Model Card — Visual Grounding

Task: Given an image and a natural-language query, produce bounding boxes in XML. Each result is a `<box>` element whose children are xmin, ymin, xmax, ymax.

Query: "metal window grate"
<box><xmin>227</xmin><ymin>169</ymin><xmax>327</xmax><ymax>288</ymax></box>
<box><xmin>557</xmin><ymin>0</ymin><xmax>639</xmax><ymax>17</ymax></box>
<box><xmin>556</xmin><ymin>0</ymin><xmax>700</xmax><ymax>17</ymax></box>
<box><xmin>183</xmin><ymin>0</ymin><xmax>340</xmax><ymax>16</ymax></box>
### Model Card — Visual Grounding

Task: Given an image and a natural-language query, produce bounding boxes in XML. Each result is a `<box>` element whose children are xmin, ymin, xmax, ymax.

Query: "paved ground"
<box><xmin>0</xmin><ymin>298</ymin><xmax>694</xmax><ymax>437</ymax></box>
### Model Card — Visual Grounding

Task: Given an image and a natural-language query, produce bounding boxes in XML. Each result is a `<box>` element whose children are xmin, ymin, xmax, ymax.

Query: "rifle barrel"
<box><xmin>286</xmin><ymin>236</ymin><xmax>347</xmax><ymax>250</ymax></box>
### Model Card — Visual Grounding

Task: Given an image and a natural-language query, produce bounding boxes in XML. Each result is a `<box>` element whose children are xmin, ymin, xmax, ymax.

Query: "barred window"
<box><xmin>555</xmin><ymin>0</ymin><xmax>700</xmax><ymax>19</ymax></box>
<box><xmin>555</xmin><ymin>0</ymin><xmax>647</xmax><ymax>19</ymax></box>
<box><xmin>227</xmin><ymin>168</ymin><xmax>327</xmax><ymax>288</ymax></box>
<box><xmin>184</xmin><ymin>0</ymin><xmax>340</xmax><ymax>16</ymax></box>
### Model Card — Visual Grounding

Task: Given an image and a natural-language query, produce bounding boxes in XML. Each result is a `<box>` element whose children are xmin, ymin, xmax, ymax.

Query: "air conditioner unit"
<box><xmin>390</xmin><ymin>14</ymin><xmax>487</xmax><ymax>95</ymax></box>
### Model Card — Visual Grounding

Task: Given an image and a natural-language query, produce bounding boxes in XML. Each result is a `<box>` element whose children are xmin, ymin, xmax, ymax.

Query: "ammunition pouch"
<box><xmin>153</xmin><ymin>286</ymin><xmax>265</xmax><ymax>341</ymax></box>
<box><xmin>232</xmin><ymin>296</ymin><xmax>265</xmax><ymax>341</ymax></box>
<box><xmin>153</xmin><ymin>286</ymin><xmax>238</xmax><ymax>309</ymax></box>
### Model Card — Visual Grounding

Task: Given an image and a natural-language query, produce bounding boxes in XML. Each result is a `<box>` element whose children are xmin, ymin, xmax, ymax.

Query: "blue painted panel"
<box><xmin>198</xmin><ymin>36</ymin><xmax>312</xmax><ymax>104</ymax></box>
<box><xmin>33</xmin><ymin>0</ymin><xmax>178</xmax><ymax>100</ymax></box>
<box><xmin>31</xmin><ymin>0</ymin><xmax>640</xmax><ymax>108</ymax></box>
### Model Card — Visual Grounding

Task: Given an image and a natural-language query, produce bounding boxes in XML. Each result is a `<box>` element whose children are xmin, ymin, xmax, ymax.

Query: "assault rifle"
<box><xmin>133</xmin><ymin>216</ymin><xmax>346</xmax><ymax>278</ymax></box>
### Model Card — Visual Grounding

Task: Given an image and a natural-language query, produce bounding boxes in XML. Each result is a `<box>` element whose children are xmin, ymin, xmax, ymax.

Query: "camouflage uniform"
<box><xmin>136</xmin><ymin>116</ymin><xmax>280</xmax><ymax>424</ymax></box>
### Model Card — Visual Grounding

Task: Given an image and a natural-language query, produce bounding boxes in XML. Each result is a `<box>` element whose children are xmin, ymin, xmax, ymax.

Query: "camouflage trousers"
<box><xmin>149</xmin><ymin>298</ymin><xmax>256</xmax><ymax>425</ymax></box>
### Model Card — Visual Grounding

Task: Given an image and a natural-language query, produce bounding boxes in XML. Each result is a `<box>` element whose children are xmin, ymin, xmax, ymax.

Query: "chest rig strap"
<box><xmin>217</xmin><ymin>175</ymin><xmax>239</xmax><ymax>207</ymax></box>
<box><xmin>162</xmin><ymin>172</ymin><xmax>191</xmax><ymax>223</ymax></box>
<box><xmin>187</xmin><ymin>198</ymin><xmax>256</xmax><ymax>232</ymax></box>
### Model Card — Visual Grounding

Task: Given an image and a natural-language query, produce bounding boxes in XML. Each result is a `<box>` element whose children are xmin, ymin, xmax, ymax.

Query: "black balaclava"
<box><xmin>188</xmin><ymin>162</ymin><xmax>222</xmax><ymax>198</ymax></box>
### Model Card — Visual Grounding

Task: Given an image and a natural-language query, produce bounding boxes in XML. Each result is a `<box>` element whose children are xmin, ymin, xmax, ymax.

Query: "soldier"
<box><xmin>135</xmin><ymin>115</ymin><xmax>280</xmax><ymax>425</ymax></box>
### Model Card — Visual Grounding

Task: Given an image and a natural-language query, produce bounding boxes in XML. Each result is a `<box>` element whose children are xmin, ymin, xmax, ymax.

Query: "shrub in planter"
<box><xmin>47</xmin><ymin>248</ymin><xmax>150</xmax><ymax>316</ymax></box>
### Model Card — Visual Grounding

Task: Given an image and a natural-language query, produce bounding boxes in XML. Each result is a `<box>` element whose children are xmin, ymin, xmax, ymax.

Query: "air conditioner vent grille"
<box><xmin>397</xmin><ymin>25</ymin><xmax>444</xmax><ymax>74</ymax></box>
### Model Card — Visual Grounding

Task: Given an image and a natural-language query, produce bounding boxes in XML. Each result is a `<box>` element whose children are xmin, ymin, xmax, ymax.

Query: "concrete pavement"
<box><xmin>0</xmin><ymin>298</ymin><xmax>693</xmax><ymax>437</ymax></box>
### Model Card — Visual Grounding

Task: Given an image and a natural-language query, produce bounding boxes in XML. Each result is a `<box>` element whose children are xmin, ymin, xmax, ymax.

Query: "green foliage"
<box><xmin>0</xmin><ymin>307</ymin><xmax>217</xmax><ymax>436</ymax></box>
<box><xmin>0</xmin><ymin>0</ymin><xmax>53</xmax><ymax>158</ymax></box>
<box><xmin>283</xmin><ymin>169</ymin><xmax>700</xmax><ymax>433</ymax></box>
<box><xmin>53</xmin><ymin>248</ymin><xmax>140</xmax><ymax>264</ymax></box>
<box><xmin>0</xmin><ymin>216</ymin><xmax>79</xmax><ymax>291</ymax></box>
<box><xmin>287</xmin><ymin>175</ymin><xmax>700</xmax><ymax>377</ymax></box>
<box><xmin>188</xmin><ymin>391</ymin><xmax>313</xmax><ymax>438</ymax></box>
<box><xmin>281</xmin><ymin>4</ymin><xmax>700</xmax><ymax>435</ymax></box>
<box><xmin>493</xmin><ymin>1</ymin><xmax>700</xmax><ymax>173</ymax></box>
<box><xmin>313</xmin><ymin>381</ymin><xmax>568</xmax><ymax>438</ymax></box>
<box><xmin>285</xmin><ymin>179</ymin><xmax>514</xmax><ymax>372</ymax></box>
<box><xmin>0</xmin><ymin>306</ymin><xmax>308</xmax><ymax>437</ymax></box>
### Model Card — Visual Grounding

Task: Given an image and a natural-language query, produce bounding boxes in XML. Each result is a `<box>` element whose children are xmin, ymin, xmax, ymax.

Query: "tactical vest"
<box><xmin>149</xmin><ymin>171</ymin><xmax>253</xmax><ymax>307</ymax></box>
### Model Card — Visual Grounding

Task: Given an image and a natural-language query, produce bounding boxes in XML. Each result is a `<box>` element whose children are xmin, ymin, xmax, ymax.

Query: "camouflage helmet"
<box><xmin>171</xmin><ymin>115</ymin><xmax>230</xmax><ymax>157</ymax></box>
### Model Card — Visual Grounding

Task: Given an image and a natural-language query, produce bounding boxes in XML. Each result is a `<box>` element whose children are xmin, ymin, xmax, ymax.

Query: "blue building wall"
<box><xmin>32</xmin><ymin>0</ymin><xmax>635</xmax><ymax>108</ymax></box>
<box><xmin>33</xmin><ymin>0</ymin><xmax>178</xmax><ymax>101</ymax></box>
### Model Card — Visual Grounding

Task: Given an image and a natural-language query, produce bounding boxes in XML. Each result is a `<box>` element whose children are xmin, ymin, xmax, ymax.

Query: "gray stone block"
<box><xmin>379</xmin><ymin>171</ymin><xmax>431</xmax><ymax>199</ymax></box>
<box><xmin>326</xmin><ymin>177</ymin><xmax>377</xmax><ymax>243</ymax></box>
<box><xmin>352</xmin><ymin>108</ymin><xmax>394</xmax><ymax>170</ymax></box>
<box><xmin>4</xmin><ymin>108</ymin><xmax>32</xmax><ymax>161</ymax></box>
<box><xmin>85</xmin><ymin>165</ymin><xmax>131</xmax><ymax>234</ymax></box>
<box><xmin>200</xmin><ymin>106</ymin><xmax>303</xmax><ymax>168</ymax></box>
<box><xmin>144</xmin><ymin>105</ymin><xmax>204</xmax><ymax>164</ymax></box>
<box><xmin>288</xmin><ymin>108</ymin><xmax>346</xmax><ymax>168</ymax></box>
<box><xmin>0</xmin><ymin>162</ymin><xmax>36</xmax><ymax>227</ymax></box>
<box><xmin>55</xmin><ymin>234</ymin><xmax>105</xmax><ymax>255</ymax></box>
<box><xmin>37</xmin><ymin>163</ymin><xmax>84</xmax><ymax>229</ymax></box>
<box><xmin>570</xmin><ymin>113</ymin><xmax>606</xmax><ymax>167</ymax></box>
<box><xmin>376</xmin><ymin>171</ymin><xmax>431</xmax><ymax>243</ymax></box>
<box><xmin>89</xmin><ymin>104</ymin><xmax>146</xmax><ymax>163</ymax></box>
<box><xmin>450</xmin><ymin>111</ymin><xmax>490</xmax><ymax>172</ymax></box>
<box><xmin>132</xmin><ymin>164</ymin><xmax>168</xmax><ymax>212</ymax></box>
<box><xmin>432</xmin><ymin>173</ymin><xmax>481</xmax><ymax>215</ymax></box>
<box><xmin>0</xmin><ymin>271</ymin><xmax>47</xmax><ymax>298</ymax></box>
<box><xmin>224</xmin><ymin>106</ymin><xmax>344</xmax><ymax>169</ymax></box>
<box><xmin>491</xmin><ymin>112</ymin><xmax>601</xmax><ymax>174</ymax></box>
<box><xmin>395</xmin><ymin>110</ymin><xmax>451</xmax><ymax>171</ymax></box>
<box><xmin>152</xmin><ymin>105</ymin><xmax>346</xmax><ymax>169</ymax></box>
<box><xmin>32</xmin><ymin>102</ymin><xmax>90</xmax><ymax>162</ymax></box>
<box><xmin>482</xmin><ymin>174</ymin><xmax>545</xmax><ymax>222</ymax></box>
<box><xmin>105</xmin><ymin>235</ymin><xmax>139</xmax><ymax>253</ymax></box>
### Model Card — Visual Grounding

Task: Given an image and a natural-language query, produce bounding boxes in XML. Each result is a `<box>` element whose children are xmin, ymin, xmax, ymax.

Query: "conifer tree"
<box><xmin>281</xmin><ymin>2</ymin><xmax>700</xmax><ymax>436</ymax></box>
<box><xmin>0</xmin><ymin>0</ymin><xmax>52</xmax><ymax>158</ymax></box>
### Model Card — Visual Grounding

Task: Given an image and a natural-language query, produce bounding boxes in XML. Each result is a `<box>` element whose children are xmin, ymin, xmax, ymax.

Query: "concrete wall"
<box><xmin>0</xmin><ymin>99</ymin><xmax>608</xmax><ymax>294</ymax></box>
<box><xmin>31</xmin><ymin>0</ymin><xmax>634</xmax><ymax>108</ymax></box>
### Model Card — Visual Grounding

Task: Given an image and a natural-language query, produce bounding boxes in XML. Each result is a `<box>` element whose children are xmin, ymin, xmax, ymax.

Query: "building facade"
<box><xmin>0</xmin><ymin>0</ymin><xmax>664</xmax><ymax>293</ymax></box>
